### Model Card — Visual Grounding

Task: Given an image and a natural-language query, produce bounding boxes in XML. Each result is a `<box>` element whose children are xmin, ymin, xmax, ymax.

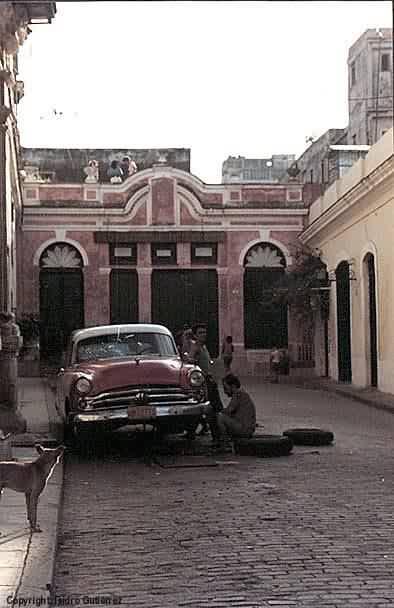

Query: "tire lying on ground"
<box><xmin>282</xmin><ymin>428</ymin><xmax>334</xmax><ymax>446</ymax></box>
<box><xmin>234</xmin><ymin>434</ymin><xmax>293</xmax><ymax>457</ymax></box>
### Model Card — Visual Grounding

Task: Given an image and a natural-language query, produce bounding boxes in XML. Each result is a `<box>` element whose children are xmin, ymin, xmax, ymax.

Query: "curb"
<box><xmin>240</xmin><ymin>375</ymin><xmax>394</xmax><ymax>416</ymax></box>
<box><xmin>323</xmin><ymin>386</ymin><xmax>394</xmax><ymax>415</ymax></box>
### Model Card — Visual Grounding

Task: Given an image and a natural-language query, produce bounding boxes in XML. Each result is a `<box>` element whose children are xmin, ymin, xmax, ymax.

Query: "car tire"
<box><xmin>234</xmin><ymin>434</ymin><xmax>293</xmax><ymax>457</ymax></box>
<box><xmin>282</xmin><ymin>428</ymin><xmax>334</xmax><ymax>446</ymax></box>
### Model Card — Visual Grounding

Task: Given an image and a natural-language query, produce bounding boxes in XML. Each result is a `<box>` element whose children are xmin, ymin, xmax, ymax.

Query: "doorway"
<box><xmin>365</xmin><ymin>253</ymin><xmax>378</xmax><ymax>387</ymax></box>
<box><xmin>336</xmin><ymin>261</ymin><xmax>352</xmax><ymax>382</ymax></box>
<box><xmin>151</xmin><ymin>269</ymin><xmax>219</xmax><ymax>356</ymax></box>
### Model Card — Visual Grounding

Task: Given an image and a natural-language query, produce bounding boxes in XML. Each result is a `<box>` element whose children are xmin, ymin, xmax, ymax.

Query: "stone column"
<box><xmin>0</xmin><ymin>311</ymin><xmax>26</xmax><ymax>434</ymax></box>
<box><xmin>84</xmin><ymin>267</ymin><xmax>111</xmax><ymax>327</ymax></box>
<box><xmin>217</xmin><ymin>268</ymin><xmax>229</xmax><ymax>342</ymax></box>
<box><xmin>227</xmin><ymin>269</ymin><xmax>246</xmax><ymax>371</ymax></box>
<box><xmin>137</xmin><ymin>268</ymin><xmax>152</xmax><ymax>323</ymax></box>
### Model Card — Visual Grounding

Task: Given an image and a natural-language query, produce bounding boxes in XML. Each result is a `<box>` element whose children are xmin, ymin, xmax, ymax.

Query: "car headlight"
<box><xmin>189</xmin><ymin>369</ymin><xmax>204</xmax><ymax>387</ymax></box>
<box><xmin>75</xmin><ymin>377</ymin><xmax>92</xmax><ymax>395</ymax></box>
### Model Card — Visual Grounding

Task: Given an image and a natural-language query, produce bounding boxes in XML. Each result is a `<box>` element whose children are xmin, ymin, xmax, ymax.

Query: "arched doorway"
<box><xmin>364</xmin><ymin>253</ymin><xmax>378</xmax><ymax>387</ymax></box>
<box><xmin>243</xmin><ymin>243</ymin><xmax>288</xmax><ymax>349</ymax></box>
<box><xmin>39</xmin><ymin>243</ymin><xmax>84</xmax><ymax>363</ymax></box>
<box><xmin>336</xmin><ymin>261</ymin><xmax>352</xmax><ymax>382</ymax></box>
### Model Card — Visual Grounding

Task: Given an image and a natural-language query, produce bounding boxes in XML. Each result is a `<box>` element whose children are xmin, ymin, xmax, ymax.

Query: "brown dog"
<box><xmin>0</xmin><ymin>444</ymin><xmax>64</xmax><ymax>532</ymax></box>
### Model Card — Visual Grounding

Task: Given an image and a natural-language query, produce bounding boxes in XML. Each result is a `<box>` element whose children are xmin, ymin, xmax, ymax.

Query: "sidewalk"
<box><xmin>278</xmin><ymin>374</ymin><xmax>394</xmax><ymax>415</ymax></box>
<box><xmin>0</xmin><ymin>377</ymin><xmax>63</xmax><ymax>607</ymax></box>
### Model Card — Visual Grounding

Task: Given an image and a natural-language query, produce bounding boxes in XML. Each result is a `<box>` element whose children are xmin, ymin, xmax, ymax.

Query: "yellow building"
<box><xmin>301</xmin><ymin>129</ymin><xmax>394</xmax><ymax>393</ymax></box>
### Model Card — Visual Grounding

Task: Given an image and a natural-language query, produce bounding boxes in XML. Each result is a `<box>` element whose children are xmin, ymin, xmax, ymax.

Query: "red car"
<box><xmin>56</xmin><ymin>324</ymin><xmax>208</xmax><ymax>445</ymax></box>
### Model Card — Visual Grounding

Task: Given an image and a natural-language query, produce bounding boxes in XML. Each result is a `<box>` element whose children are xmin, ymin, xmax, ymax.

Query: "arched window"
<box><xmin>39</xmin><ymin>243</ymin><xmax>83</xmax><ymax>268</ymax></box>
<box><xmin>243</xmin><ymin>243</ymin><xmax>288</xmax><ymax>349</ymax></box>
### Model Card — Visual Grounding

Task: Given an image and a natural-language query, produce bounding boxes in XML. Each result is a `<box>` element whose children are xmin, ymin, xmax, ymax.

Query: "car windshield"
<box><xmin>75</xmin><ymin>332</ymin><xmax>177</xmax><ymax>363</ymax></box>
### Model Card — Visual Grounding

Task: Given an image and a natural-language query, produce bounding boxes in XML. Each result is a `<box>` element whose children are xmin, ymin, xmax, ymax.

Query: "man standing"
<box><xmin>221</xmin><ymin>335</ymin><xmax>234</xmax><ymax>373</ymax></box>
<box><xmin>187</xmin><ymin>323</ymin><xmax>222</xmax><ymax>438</ymax></box>
<box><xmin>270</xmin><ymin>345</ymin><xmax>283</xmax><ymax>383</ymax></box>
<box><xmin>217</xmin><ymin>373</ymin><xmax>256</xmax><ymax>441</ymax></box>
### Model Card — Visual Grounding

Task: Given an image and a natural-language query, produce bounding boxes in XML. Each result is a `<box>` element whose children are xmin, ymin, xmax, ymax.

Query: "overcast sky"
<box><xmin>17</xmin><ymin>1</ymin><xmax>392</xmax><ymax>183</ymax></box>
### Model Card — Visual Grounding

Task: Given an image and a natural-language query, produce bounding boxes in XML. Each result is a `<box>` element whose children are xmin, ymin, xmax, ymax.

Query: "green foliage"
<box><xmin>267</xmin><ymin>245</ymin><xmax>328</xmax><ymax>318</ymax></box>
<box><xmin>17</xmin><ymin>314</ymin><xmax>41</xmax><ymax>342</ymax></box>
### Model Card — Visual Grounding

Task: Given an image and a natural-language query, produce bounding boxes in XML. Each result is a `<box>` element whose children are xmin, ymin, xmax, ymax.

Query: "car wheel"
<box><xmin>234</xmin><ymin>434</ymin><xmax>293</xmax><ymax>457</ymax></box>
<box><xmin>282</xmin><ymin>428</ymin><xmax>334</xmax><ymax>446</ymax></box>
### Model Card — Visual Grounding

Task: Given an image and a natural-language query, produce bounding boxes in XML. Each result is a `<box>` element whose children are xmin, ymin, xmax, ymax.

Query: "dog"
<box><xmin>0</xmin><ymin>443</ymin><xmax>65</xmax><ymax>533</ymax></box>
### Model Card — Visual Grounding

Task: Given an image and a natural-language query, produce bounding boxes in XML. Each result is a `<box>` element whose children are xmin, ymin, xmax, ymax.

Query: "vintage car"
<box><xmin>56</xmin><ymin>323</ymin><xmax>209</xmax><ymax>444</ymax></box>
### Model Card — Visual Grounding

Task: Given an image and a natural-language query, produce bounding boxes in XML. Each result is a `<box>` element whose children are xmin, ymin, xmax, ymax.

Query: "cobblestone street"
<box><xmin>52</xmin><ymin>381</ymin><xmax>394</xmax><ymax>607</ymax></box>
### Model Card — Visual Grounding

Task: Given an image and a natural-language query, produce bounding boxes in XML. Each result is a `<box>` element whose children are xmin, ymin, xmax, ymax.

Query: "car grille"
<box><xmin>86</xmin><ymin>385</ymin><xmax>196</xmax><ymax>410</ymax></box>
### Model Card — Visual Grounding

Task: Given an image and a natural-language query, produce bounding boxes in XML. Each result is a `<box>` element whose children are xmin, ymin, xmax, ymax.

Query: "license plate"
<box><xmin>128</xmin><ymin>405</ymin><xmax>156</xmax><ymax>420</ymax></box>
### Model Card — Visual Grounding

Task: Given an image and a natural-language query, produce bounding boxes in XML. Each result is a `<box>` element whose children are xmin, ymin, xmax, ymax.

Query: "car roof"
<box><xmin>71</xmin><ymin>324</ymin><xmax>173</xmax><ymax>343</ymax></box>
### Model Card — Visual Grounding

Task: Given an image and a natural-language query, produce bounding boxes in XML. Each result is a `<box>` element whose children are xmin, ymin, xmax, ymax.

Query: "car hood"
<box><xmin>77</xmin><ymin>357</ymin><xmax>187</xmax><ymax>393</ymax></box>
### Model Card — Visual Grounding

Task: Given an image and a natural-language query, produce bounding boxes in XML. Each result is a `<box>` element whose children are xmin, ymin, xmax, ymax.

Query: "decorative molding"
<box><xmin>259</xmin><ymin>229</ymin><xmax>270</xmax><ymax>240</ymax></box>
<box><xmin>244</xmin><ymin>244</ymin><xmax>286</xmax><ymax>268</ymax></box>
<box><xmin>40</xmin><ymin>244</ymin><xmax>82</xmax><ymax>268</ymax></box>
<box><xmin>33</xmin><ymin>237</ymin><xmax>89</xmax><ymax>267</ymax></box>
<box><xmin>55</xmin><ymin>229</ymin><xmax>66</xmax><ymax>241</ymax></box>
<box><xmin>238</xmin><ymin>238</ymin><xmax>292</xmax><ymax>268</ymax></box>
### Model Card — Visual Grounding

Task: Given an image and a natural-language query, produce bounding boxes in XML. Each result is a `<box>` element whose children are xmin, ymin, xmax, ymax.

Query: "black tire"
<box><xmin>283</xmin><ymin>428</ymin><xmax>334</xmax><ymax>446</ymax></box>
<box><xmin>234</xmin><ymin>434</ymin><xmax>293</xmax><ymax>457</ymax></box>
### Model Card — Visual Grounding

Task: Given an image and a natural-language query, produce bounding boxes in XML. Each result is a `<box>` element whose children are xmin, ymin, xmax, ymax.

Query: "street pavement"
<box><xmin>1</xmin><ymin>373</ymin><xmax>394</xmax><ymax>608</ymax></box>
<box><xmin>54</xmin><ymin>378</ymin><xmax>394</xmax><ymax>608</ymax></box>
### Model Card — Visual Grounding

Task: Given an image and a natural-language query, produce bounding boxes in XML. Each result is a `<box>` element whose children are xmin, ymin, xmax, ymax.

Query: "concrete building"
<box><xmin>285</xmin><ymin>28</ymin><xmax>392</xmax><ymax>205</ymax></box>
<box><xmin>222</xmin><ymin>154</ymin><xmax>295</xmax><ymax>183</ymax></box>
<box><xmin>300</xmin><ymin>129</ymin><xmax>394</xmax><ymax>393</ymax></box>
<box><xmin>0</xmin><ymin>2</ymin><xmax>56</xmax><ymax>314</ymax></box>
<box><xmin>347</xmin><ymin>28</ymin><xmax>393</xmax><ymax>146</ymax></box>
<box><xmin>18</xmin><ymin>150</ymin><xmax>315</xmax><ymax>375</ymax></box>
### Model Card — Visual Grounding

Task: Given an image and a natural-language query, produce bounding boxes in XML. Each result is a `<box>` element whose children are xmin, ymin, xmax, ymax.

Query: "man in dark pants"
<box><xmin>217</xmin><ymin>373</ymin><xmax>256</xmax><ymax>442</ymax></box>
<box><xmin>186</xmin><ymin>323</ymin><xmax>222</xmax><ymax>440</ymax></box>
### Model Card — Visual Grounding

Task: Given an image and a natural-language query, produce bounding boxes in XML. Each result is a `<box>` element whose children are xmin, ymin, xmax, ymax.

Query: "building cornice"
<box><xmin>300</xmin><ymin>155</ymin><xmax>394</xmax><ymax>243</ymax></box>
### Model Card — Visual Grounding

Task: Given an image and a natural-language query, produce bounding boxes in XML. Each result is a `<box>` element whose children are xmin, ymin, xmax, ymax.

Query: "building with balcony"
<box><xmin>348</xmin><ymin>28</ymin><xmax>393</xmax><ymax>146</ymax></box>
<box><xmin>300</xmin><ymin>129</ymin><xmax>394</xmax><ymax>394</ymax></box>
<box><xmin>283</xmin><ymin>28</ymin><xmax>392</xmax><ymax>205</ymax></box>
<box><xmin>222</xmin><ymin>154</ymin><xmax>295</xmax><ymax>183</ymax></box>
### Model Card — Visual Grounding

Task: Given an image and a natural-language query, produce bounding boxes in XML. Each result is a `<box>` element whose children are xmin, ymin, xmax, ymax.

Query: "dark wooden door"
<box><xmin>110</xmin><ymin>270</ymin><xmax>139</xmax><ymax>324</ymax></box>
<box><xmin>40</xmin><ymin>269</ymin><xmax>84</xmax><ymax>362</ymax></box>
<box><xmin>244</xmin><ymin>268</ymin><xmax>288</xmax><ymax>349</ymax></box>
<box><xmin>336</xmin><ymin>261</ymin><xmax>352</xmax><ymax>382</ymax></box>
<box><xmin>151</xmin><ymin>270</ymin><xmax>219</xmax><ymax>356</ymax></box>
<box><xmin>367</xmin><ymin>254</ymin><xmax>378</xmax><ymax>387</ymax></box>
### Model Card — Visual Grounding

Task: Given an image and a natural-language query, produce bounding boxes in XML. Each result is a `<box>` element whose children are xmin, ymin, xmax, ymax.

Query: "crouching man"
<box><xmin>216</xmin><ymin>373</ymin><xmax>256</xmax><ymax>445</ymax></box>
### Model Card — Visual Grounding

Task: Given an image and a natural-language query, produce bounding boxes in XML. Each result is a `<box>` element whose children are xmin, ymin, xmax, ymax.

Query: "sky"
<box><xmin>17</xmin><ymin>1</ymin><xmax>393</xmax><ymax>184</ymax></box>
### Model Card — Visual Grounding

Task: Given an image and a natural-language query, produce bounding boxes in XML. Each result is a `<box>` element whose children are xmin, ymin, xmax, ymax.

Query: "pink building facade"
<box><xmin>18</xmin><ymin>162</ymin><xmax>311</xmax><ymax>374</ymax></box>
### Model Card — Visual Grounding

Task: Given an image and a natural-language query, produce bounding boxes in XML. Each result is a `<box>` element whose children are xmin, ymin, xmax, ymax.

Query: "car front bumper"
<box><xmin>74</xmin><ymin>401</ymin><xmax>209</xmax><ymax>426</ymax></box>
